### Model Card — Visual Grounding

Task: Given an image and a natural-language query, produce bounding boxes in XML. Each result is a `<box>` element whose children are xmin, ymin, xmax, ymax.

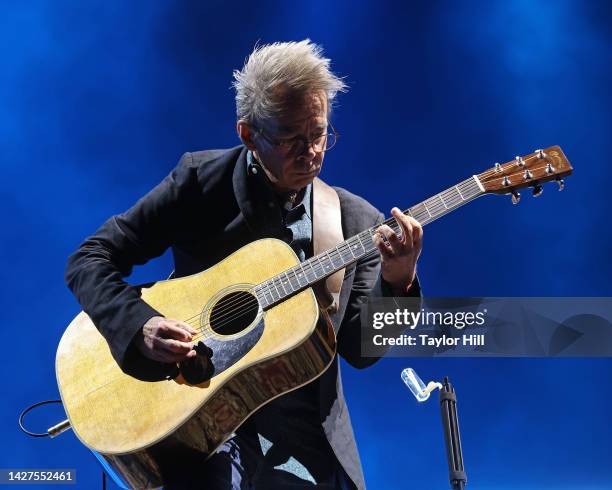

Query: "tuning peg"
<box><xmin>511</xmin><ymin>191</ymin><xmax>521</xmax><ymax>204</ymax></box>
<box><xmin>515</xmin><ymin>156</ymin><xmax>525</xmax><ymax>167</ymax></box>
<box><xmin>556</xmin><ymin>178</ymin><xmax>565</xmax><ymax>191</ymax></box>
<box><xmin>532</xmin><ymin>184</ymin><xmax>543</xmax><ymax>197</ymax></box>
<box><xmin>523</xmin><ymin>169</ymin><xmax>533</xmax><ymax>180</ymax></box>
<box><xmin>502</xmin><ymin>176</ymin><xmax>511</xmax><ymax>186</ymax></box>
<box><xmin>535</xmin><ymin>149</ymin><xmax>546</xmax><ymax>159</ymax></box>
<box><xmin>545</xmin><ymin>163</ymin><xmax>555</xmax><ymax>174</ymax></box>
<box><xmin>494</xmin><ymin>162</ymin><xmax>502</xmax><ymax>173</ymax></box>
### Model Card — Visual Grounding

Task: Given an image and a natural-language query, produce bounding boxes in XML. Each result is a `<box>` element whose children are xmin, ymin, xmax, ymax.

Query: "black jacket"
<box><xmin>65</xmin><ymin>145</ymin><xmax>420</xmax><ymax>489</ymax></box>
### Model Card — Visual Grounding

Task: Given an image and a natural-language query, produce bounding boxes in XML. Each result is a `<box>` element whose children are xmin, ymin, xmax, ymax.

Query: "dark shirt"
<box><xmin>242</xmin><ymin>152</ymin><xmax>337</xmax><ymax>483</ymax></box>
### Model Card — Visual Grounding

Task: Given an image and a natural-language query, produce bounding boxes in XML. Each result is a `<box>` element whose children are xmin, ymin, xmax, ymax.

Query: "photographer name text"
<box><xmin>372</xmin><ymin>333</ymin><xmax>485</xmax><ymax>347</ymax></box>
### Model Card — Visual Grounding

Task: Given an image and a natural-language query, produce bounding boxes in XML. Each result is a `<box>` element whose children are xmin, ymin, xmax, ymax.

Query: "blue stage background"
<box><xmin>2</xmin><ymin>1</ymin><xmax>611</xmax><ymax>488</ymax></box>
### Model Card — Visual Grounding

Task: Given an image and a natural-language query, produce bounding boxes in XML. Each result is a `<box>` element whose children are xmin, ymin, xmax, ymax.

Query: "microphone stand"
<box><xmin>439</xmin><ymin>376</ymin><xmax>467</xmax><ymax>490</ymax></box>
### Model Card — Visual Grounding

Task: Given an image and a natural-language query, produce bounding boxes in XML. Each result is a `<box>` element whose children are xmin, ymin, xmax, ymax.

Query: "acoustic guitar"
<box><xmin>55</xmin><ymin>146</ymin><xmax>572</xmax><ymax>488</ymax></box>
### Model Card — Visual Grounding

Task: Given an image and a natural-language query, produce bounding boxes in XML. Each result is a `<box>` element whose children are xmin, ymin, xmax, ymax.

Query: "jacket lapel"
<box><xmin>232</xmin><ymin>147</ymin><xmax>284</xmax><ymax>240</ymax></box>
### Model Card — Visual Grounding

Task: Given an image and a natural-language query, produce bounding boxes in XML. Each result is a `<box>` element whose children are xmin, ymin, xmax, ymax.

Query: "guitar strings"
<box><xmin>170</xmin><ymin>152</ymin><xmax>552</xmax><ymax>331</ymax></box>
<box><xmin>174</xmin><ymin>212</ymin><xmax>419</xmax><ymax>339</ymax></box>
<box><xmin>174</xmin><ymin>164</ymin><xmax>522</xmax><ymax>342</ymax></box>
<box><xmin>173</xmin><ymin>151</ymin><xmax>537</xmax><ymax>331</ymax></box>
<box><xmin>178</xmin><ymin>174</ymin><xmax>480</xmax><ymax>326</ymax></box>
<box><xmin>176</xmin><ymin>229</ymin><xmax>392</xmax><ymax>342</ymax></box>
<box><xmin>183</xmin><ymin>240</ymin><xmax>404</xmax><ymax>344</ymax></box>
<box><xmin>182</xmin><ymin>216</ymin><xmax>422</xmax><ymax>344</ymax></box>
<box><xmin>171</xmin><ymin>154</ymin><xmax>557</xmax><ymax>344</ymax></box>
<box><xmin>183</xmin><ymin>191</ymin><xmax>547</xmax><ymax>342</ymax></box>
<box><xmin>182</xmin><ymin>157</ymin><xmax>554</xmax><ymax>342</ymax></box>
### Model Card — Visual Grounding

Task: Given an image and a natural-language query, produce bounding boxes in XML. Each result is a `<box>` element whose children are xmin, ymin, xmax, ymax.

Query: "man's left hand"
<box><xmin>374</xmin><ymin>207</ymin><xmax>423</xmax><ymax>295</ymax></box>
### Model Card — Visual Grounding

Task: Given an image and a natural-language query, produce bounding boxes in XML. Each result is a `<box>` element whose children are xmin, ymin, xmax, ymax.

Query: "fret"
<box><xmin>346</xmin><ymin>238</ymin><xmax>358</xmax><ymax>258</ymax></box>
<box><xmin>275</xmin><ymin>276</ymin><xmax>285</xmax><ymax>297</ymax></box>
<box><xmin>262</xmin><ymin>282</ymin><xmax>272</xmax><ymax>302</ymax></box>
<box><xmin>465</xmin><ymin>179</ymin><xmax>480</xmax><ymax>198</ymax></box>
<box><xmin>454</xmin><ymin>185</ymin><xmax>465</xmax><ymax>200</ymax></box>
<box><xmin>454</xmin><ymin>185</ymin><xmax>465</xmax><ymax>201</ymax></box>
<box><xmin>306</xmin><ymin>259</ymin><xmax>318</xmax><ymax>282</ymax></box>
<box><xmin>409</xmin><ymin>204</ymin><xmax>428</xmax><ymax>223</ymax></box>
<box><xmin>339</xmin><ymin>242</ymin><xmax>354</xmax><ymax>263</ymax></box>
<box><xmin>264</xmin><ymin>286</ymin><xmax>274</xmax><ymax>305</ymax></box>
<box><xmin>330</xmin><ymin>248</ymin><xmax>344</xmax><ymax>268</ymax></box>
<box><xmin>419</xmin><ymin>206</ymin><xmax>430</xmax><ymax>220</ymax></box>
<box><xmin>357</xmin><ymin>233</ymin><xmax>366</xmax><ymax>250</ymax></box>
<box><xmin>335</xmin><ymin>242</ymin><xmax>346</xmax><ymax>261</ymax></box>
<box><xmin>323</xmin><ymin>251</ymin><xmax>335</xmax><ymax>274</ymax></box>
<box><xmin>357</xmin><ymin>232</ymin><xmax>374</xmax><ymax>253</ymax></box>
<box><xmin>343</xmin><ymin>245</ymin><xmax>354</xmax><ymax>263</ymax></box>
<box><xmin>272</xmin><ymin>277</ymin><xmax>283</xmax><ymax>298</ymax></box>
<box><xmin>336</xmin><ymin>245</ymin><xmax>347</xmax><ymax>264</ymax></box>
<box><xmin>276</xmin><ymin>275</ymin><xmax>288</xmax><ymax>296</ymax></box>
<box><xmin>442</xmin><ymin>190</ymin><xmax>456</xmax><ymax>209</ymax></box>
<box><xmin>438</xmin><ymin>193</ymin><xmax>448</xmax><ymax>210</ymax></box>
<box><xmin>431</xmin><ymin>197</ymin><xmax>445</xmax><ymax>214</ymax></box>
<box><xmin>269</xmin><ymin>280</ymin><xmax>281</xmax><ymax>301</ymax></box>
<box><xmin>349</xmin><ymin>236</ymin><xmax>364</xmax><ymax>256</ymax></box>
<box><xmin>253</xmin><ymin>286</ymin><xmax>266</xmax><ymax>308</ymax></box>
<box><xmin>282</xmin><ymin>272</ymin><xmax>294</xmax><ymax>293</ymax></box>
<box><xmin>295</xmin><ymin>264</ymin><xmax>308</xmax><ymax>287</ymax></box>
<box><xmin>457</xmin><ymin>185</ymin><xmax>471</xmax><ymax>200</ymax></box>
<box><xmin>325</xmin><ymin>250</ymin><xmax>336</xmax><ymax>269</ymax></box>
<box><xmin>314</xmin><ymin>255</ymin><xmax>326</xmax><ymax>279</ymax></box>
<box><xmin>288</xmin><ymin>271</ymin><xmax>301</xmax><ymax>291</ymax></box>
<box><xmin>334</xmin><ymin>243</ymin><xmax>346</xmax><ymax>265</ymax></box>
<box><xmin>423</xmin><ymin>202</ymin><xmax>433</xmax><ymax>218</ymax></box>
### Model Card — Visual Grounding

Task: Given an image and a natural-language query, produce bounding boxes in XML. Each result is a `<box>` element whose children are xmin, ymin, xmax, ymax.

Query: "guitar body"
<box><xmin>56</xmin><ymin>239</ymin><xmax>336</xmax><ymax>489</ymax></box>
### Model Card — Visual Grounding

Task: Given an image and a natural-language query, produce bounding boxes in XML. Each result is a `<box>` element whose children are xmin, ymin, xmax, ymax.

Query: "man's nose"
<box><xmin>297</xmin><ymin>141</ymin><xmax>318</xmax><ymax>161</ymax></box>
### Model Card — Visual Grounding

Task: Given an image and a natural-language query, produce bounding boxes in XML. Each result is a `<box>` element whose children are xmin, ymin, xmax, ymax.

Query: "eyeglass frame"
<box><xmin>250</xmin><ymin>121</ymin><xmax>339</xmax><ymax>156</ymax></box>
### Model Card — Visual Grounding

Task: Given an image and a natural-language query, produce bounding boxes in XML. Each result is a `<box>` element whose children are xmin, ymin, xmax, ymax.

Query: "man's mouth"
<box><xmin>296</xmin><ymin>167</ymin><xmax>320</xmax><ymax>176</ymax></box>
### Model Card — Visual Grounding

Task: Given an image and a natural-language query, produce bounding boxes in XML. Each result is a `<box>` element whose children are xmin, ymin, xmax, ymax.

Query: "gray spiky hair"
<box><xmin>232</xmin><ymin>39</ymin><xmax>347</xmax><ymax>124</ymax></box>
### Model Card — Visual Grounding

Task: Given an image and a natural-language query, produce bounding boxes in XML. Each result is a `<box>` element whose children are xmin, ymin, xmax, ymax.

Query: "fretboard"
<box><xmin>254</xmin><ymin>175</ymin><xmax>484</xmax><ymax>309</ymax></box>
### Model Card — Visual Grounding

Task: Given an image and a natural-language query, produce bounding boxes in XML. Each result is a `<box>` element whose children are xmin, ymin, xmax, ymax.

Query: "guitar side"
<box><xmin>56</xmin><ymin>238</ymin><xmax>337</xmax><ymax>489</ymax></box>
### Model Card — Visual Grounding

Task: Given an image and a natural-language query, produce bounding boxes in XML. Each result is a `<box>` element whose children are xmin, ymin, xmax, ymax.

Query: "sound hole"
<box><xmin>209</xmin><ymin>291</ymin><xmax>259</xmax><ymax>336</ymax></box>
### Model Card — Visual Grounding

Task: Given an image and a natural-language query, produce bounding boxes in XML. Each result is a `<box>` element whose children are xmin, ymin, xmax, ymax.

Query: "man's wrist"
<box><xmin>382</xmin><ymin>277</ymin><xmax>409</xmax><ymax>296</ymax></box>
<box><xmin>381</xmin><ymin>274</ymin><xmax>421</xmax><ymax>298</ymax></box>
<box><xmin>382</xmin><ymin>274</ymin><xmax>415</xmax><ymax>294</ymax></box>
<box><xmin>391</xmin><ymin>282</ymin><xmax>412</xmax><ymax>296</ymax></box>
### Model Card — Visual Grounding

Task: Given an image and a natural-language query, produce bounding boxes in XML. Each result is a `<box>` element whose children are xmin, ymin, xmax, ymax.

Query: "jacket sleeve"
<box><xmin>336</xmin><ymin>211</ymin><xmax>421</xmax><ymax>369</ymax></box>
<box><xmin>64</xmin><ymin>153</ymin><xmax>197</xmax><ymax>373</ymax></box>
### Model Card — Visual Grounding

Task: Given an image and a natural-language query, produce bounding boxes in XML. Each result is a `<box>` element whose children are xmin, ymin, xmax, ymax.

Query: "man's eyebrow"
<box><xmin>276</xmin><ymin>123</ymin><xmax>328</xmax><ymax>135</ymax></box>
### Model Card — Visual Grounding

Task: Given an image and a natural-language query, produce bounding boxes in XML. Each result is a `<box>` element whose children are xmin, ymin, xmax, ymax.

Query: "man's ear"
<box><xmin>237</xmin><ymin>120</ymin><xmax>257</xmax><ymax>152</ymax></box>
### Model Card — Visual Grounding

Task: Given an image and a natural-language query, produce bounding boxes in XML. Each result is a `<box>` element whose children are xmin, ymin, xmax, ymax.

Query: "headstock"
<box><xmin>477</xmin><ymin>146</ymin><xmax>573</xmax><ymax>204</ymax></box>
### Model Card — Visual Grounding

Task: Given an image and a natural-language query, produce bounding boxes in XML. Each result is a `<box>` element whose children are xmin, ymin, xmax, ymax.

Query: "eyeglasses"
<box><xmin>251</xmin><ymin>123</ymin><xmax>339</xmax><ymax>156</ymax></box>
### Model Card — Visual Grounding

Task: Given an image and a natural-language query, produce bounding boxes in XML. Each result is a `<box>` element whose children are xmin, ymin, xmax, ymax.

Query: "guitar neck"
<box><xmin>254</xmin><ymin>175</ymin><xmax>485</xmax><ymax>309</ymax></box>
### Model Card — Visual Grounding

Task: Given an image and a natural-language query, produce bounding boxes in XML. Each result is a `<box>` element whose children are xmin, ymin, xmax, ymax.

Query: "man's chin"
<box><xmin>292</xmin><ymin>171</ymin><xmax>319</xmax><ymax>187</ymax></box>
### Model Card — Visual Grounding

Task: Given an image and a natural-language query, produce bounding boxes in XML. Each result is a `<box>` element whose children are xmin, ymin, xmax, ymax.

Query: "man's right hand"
<box><xmin>135</xmin><ymin>316</ymin><xmax>199</xmax><ymax>363</ymax></box>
